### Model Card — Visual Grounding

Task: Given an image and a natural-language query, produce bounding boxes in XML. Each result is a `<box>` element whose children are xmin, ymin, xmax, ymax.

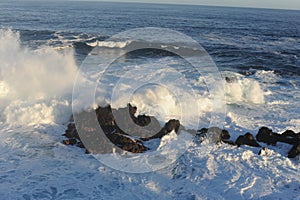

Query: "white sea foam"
<box><xmin>0</xmin><ymin>29</ymin><xmax>299</xmax><ymax>200</ymax></box>
<box><xmin>87</xmin><ymin>40</ymin><xmax>132</xmax><ymax>48</ymax></box>
<box><xmin>221</xmin><ymin>71</ymin><xmax>265</xmax><ymax>104</ymax></box>
<box><xmin>225</xmin><ymin>78</ymin><xmax>265</xmax><ymax>104</ymax></box>
<box><xmin>0</xmin><ymin>29</ymin><xmax>77</xmax><ymax>125</ymax></box>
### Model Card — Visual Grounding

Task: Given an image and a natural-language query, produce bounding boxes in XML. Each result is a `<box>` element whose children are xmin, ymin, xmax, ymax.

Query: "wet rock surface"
<box><xmin>63</xmin><ymin>104</ymin><xmax>180</xmax><ymax>154</ymax></box>
<box><xmin>63</xmin><ymin>104</ymin><xmax>299</xmax><ymax>158</ymax></box>
<box><xmin>235</xmin><ymin>133</ymin><xmax>261</xmax><ymax>147</ymax></box>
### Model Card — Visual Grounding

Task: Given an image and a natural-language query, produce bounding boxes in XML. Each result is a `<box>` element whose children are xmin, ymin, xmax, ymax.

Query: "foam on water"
<box><xmin>0</xmin><ymin>28</ymin><xmax>297</xmax><ymax>134</ymax></box>
<box><xmin>87</xmin><ymin>40</ymin><xmax>132</xmax><ymax>48</ymax></box>
<box><xmin>0</xmin><ymin>29</ymin><xmax>77</xmax><ymax>125</ymax></box>
<box><xmin>0</xmin><ymin>27</ymin><xmax>299</xmax><ymax>199</ymax></box>
<box><xmin>222</xmin><ymin>71</ymin><xmax>265</xmax><ymax>104</ymax></box>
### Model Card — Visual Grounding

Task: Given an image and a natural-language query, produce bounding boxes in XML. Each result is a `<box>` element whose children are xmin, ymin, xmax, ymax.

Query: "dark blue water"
<box><xmin>1</xmin><ymin>1</ymin><xmax>299</xmax><ymax>76</ymax></box>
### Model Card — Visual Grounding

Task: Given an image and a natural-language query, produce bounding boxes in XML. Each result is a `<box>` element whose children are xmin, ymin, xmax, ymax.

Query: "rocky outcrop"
<box><xmin>141</xmin><ymin>119</ymin><xmax>180</xmax><ymax>141</ymax></box>
<box><xmin>63</xmin><ymin>104</ymin><xmax>180</xmax><ymax>154</ymax></box>
<box><xmin>256</xmin><ymin>127</ymin><xmax>300</xmax><ymax>158</ymax></box>
<box><xmin>235</xmin><ymin>133</ymin><xmax>261</xmax><ymax>147</ymax></box>
<box><xmin>256</xmin><ymin>127</ymin><xmax>299</xmax><ymax>146</ymax></box>
<box><xmin>62</xmin><ymin>104</ymin><xmax>299</xmax><ymax>158</ymax></box>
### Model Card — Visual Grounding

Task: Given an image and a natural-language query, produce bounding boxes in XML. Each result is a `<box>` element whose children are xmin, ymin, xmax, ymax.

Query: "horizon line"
<box><xmin>67</xmin><ymin>0</ymin><xmax>300</xmax><ymax>11</ymax></box>
<box><xmin>5</xmin><ymin>0</ymin><xmax>300</xmax><ymax>11</ymax></box>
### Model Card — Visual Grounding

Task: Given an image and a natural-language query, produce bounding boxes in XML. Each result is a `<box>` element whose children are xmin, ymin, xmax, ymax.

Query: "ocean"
<box><xmin>0</xmin><ymin>1</ymin><xmax>299</xmax><ymax>199</ymax></box>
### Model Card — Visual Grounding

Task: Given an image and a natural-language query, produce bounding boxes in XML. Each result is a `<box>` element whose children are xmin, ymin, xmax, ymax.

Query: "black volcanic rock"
<box><xmin>63</xmin><ymin>104</ymin><xmax>181</xmax><ymax>154</ymax></box>
<box><xmin>141</xmin><ymin>119</ymin><xmax>181</xmax><ymax>141</ymax></box>
<box><xmin>282</xmin><ymin>130</ymin><xmax>298</xmax><ymax>137</ymax></box>
<box><xmin>256</xmin><ymin>127</ymin><xmax>299</xmax><ymax>146</ymax></box>
<box><xmin>63</xmin><ymin>106</ymin><xmax>299</xmax><ymax>159</ymax></box>
<box><xmin>236</xmin><ymin>132</ymin><xmax>261</xmax><ymax>147</ymax></box>
<box><xmin>256</xmin><ymin>127</ymin><xmax>277</xmax><ymax>145</ymax></box>
<box><xmin>220</xmin><ymin>129</ymin><xmax>231</xmax><ymax>141</ymax></box>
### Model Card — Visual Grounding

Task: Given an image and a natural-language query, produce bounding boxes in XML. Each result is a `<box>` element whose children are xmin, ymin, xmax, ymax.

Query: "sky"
<box><xmin>79</xmin><ymin>0</ymin><xmax>300</xmax><ymax>10</ymax></box>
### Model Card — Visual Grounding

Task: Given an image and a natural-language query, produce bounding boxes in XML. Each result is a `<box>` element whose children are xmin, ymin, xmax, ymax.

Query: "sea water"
<box><xmin>0</xmin><ymin>1</ymin><xmax>299</xmax><ymax>199</ymax></box>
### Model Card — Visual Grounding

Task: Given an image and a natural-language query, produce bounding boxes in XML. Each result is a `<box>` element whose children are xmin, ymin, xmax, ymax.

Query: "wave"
<box><xmin>86</xmin><ymin>40</ymin><xmax>132</xmax><ymax>48</ymax></box>
<box><xmin>222</xmin><ymin>71</ymin><xmax>265</xmax><ymax>104</ymax></box>
<box><xmin>0</xmin><ymin>29</ymin><xmax>77</xmax><ymax>125</ymax></box>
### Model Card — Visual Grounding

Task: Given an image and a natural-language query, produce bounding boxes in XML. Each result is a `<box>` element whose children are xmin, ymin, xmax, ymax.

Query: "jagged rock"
<box><xmin>106</xmin><ymin>132</ymin><xmax>148</xmax><ymax>153</ymax></box>
<box><xmin>220</xmin><ymin>129</ymin><xmax>231</xmax><ymax>141</ymax></box>
<box><xmin>142</xmin><ymin>119</ymin><xmax>181</xmax><ymax>141</ymax></box>
<box><xmin>63</xmin><ymin>106</ymin><xmax>299</xmax><ymax>159</ymax></box>
<box><xmin>63</xmin><ymin>104</ymin><xmax>181</xmax><ymax>153</ymax></box>
<box><xmin>282</xmin><ymin>130</ymin><xmax>298</xmax><ymax>137</ymax></box>
<box><xmin>256</xmin><ymin>127</ymin><xmax>299</xmax><ymax>146</ymax></box>
<box><xmin>256</xmin><ymin>127</ymin><xmax>278</xmax><ymax>145</ymax></box>
<box><xmin>111</xmin><ymin>104</ymin><xmax>161</xmax><ymax>138</ymax></box>
<box><xmin>95</xmin><ymin>105</ymin><xmax>115</xmax><ymax>126</ymax></box>
<box><xmin>236</xmin><ymin>132</ymin><xmax>261</xmax><ymax>147</ymax></box>
<box><xmin>135</xmin><ymin>115</ymin><xmax>151</xmax><ymax>126</ymax></box>
<box><xmin>63</xmin><ymin>123</ymin><xmax>80</xmax><ymax>140</ymax></box>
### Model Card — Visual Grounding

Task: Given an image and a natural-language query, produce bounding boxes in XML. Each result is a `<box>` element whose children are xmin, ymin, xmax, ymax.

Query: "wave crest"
<box><xmin>0</xmin><ymin>29</ymin><xmax>77</xmax><ymax>125</ymax></box>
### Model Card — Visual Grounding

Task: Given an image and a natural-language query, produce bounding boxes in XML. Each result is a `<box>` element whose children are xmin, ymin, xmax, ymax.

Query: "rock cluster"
<box><xmin>63</xmin><ymin>104</ymin><xmax>180</xmax><ymax>154</ymax></box>
<box><xmin>256</xmin><ymin>127</ymin><xmax>300</xmax><ymax>158</ymax></box>
<box><xmin>62</xmin><ymin>104</ymin><xmax>299</xmax><ymax>158</ymax></box>
<box><xmin>197</xmin><ymin>127</ymin><xmax>299</xmax><ymax>158</ymax></box>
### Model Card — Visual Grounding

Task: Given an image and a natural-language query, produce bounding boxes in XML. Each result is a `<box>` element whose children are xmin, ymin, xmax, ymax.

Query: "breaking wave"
<box><xmin>0</xmin><ymin>29</ymin><xmax>77</xmax><ymax>125</ymax></box>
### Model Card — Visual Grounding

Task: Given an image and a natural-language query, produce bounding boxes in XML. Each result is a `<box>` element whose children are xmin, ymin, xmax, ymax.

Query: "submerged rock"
<box><xmin>197</xmin><ymin>127</ymin><xmax>232</xmax><ymax>144</ymax></box>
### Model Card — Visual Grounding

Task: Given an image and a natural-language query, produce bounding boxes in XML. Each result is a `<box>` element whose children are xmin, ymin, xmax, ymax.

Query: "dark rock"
<box><xmin>220</xmin><ymin>129</ymin><xmax>231</xmax><ymax>141</ymax></box>
<box><xmin>63</xmin><ymin>104</ymin><xmax>180</xmax><ymax>154</ymax></box>
<box><xmin>63</xmin><ymin>123</ymin><xmax>80</xmax><ymax>140</ymax></box>
<box><xmin>256</xmin><ymin>127</ymin><xmax>299</xmax><ymax>146</ymax></box>
<box><xmin>236</xmin><ymin>132</ymin><xmax>261</xmax><ymax>147</ymax></box>
<box><xmin>197</xmin><ymin>128</ymin><xmax>208</xmax><ymax>135</ymax></box>
<box><xmin>225</xmin><ymin>77</ymin><xmax>235</xmax><ymax>83</ymax></box>
<box><xmin>195</xmin><ymin>127</ymin><xmax>234</xmax><ymax>144</ymax></box>
<box><xmin>106</xmin><ymin>132</ymin><xmax>148</xmax><ymax>153</ymax></box>
<box><xmin>142</xmin><ymin>119</ymin><xmax>181</xmax><ymax>141</ymax></box>
<box><xmin>288</xmin><ymin>144</ymin><xmax>300</xmax><ymax>158</ymax></box>
<box><xmin>95</xmin><ymin>105</ymin><xmax>115</xmax><ymax>126</ymax></box>
<box><xmin>64</xmin><ymin>106</ymin><xmax>299</xmax><ymax>159</ymax></box>
<box><xmin>282</xmin><ymin>130</ymin><xmax>297</xmax><ymax>137</ymax></box>
<box><xmin>63</xmin><ymin>104</ymin><xmax>150</xmax><ymax>153</ymax></box>
<box><xmin>258</xmin><ymin>147</ymin><xmax>265</xmax><ymax>155</ymax></box>
<box><xmin>256</xmin><ymin>127</ymin><xmax>277</xmax><ymax>145</ymax></box>
<box><xmin>135</xmin><ymin>115</ymin><xmax>151</xmax><ymax>127</ymax></box>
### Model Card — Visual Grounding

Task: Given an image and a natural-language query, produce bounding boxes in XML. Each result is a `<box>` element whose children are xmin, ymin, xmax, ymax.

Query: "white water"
<box><xmin>0</xmin><ymin>29</ymin><xmax>299</xmax><ymax>199</ymax></box>
<box><xmin>0</xmin><ymin>29</ymin><xmax>77</xmax><ymax>125</ymax></box>
<box><xmin>87</xmin><ymin>40</ymin><xmax>132</xmax><ymax>48</ymax></box>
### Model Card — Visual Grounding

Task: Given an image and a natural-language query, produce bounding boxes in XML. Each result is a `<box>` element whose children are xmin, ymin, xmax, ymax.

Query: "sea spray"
<box><xmin>0</xmin><ymin>29</ymin><xmax>77</xmax><ymax>125</ymax></box>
